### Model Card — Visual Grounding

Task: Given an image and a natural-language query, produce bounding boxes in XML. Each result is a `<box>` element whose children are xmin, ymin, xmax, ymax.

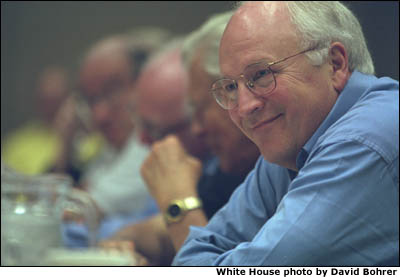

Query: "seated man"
<box><xmin>63</xmin><ymin>27</ymin><xmax>172</xmax><ymax>246</ymax></box>
<box><xmin>173</xmin><ymin>1</ymin><xmax>399</xmax><ymax>266</ymax></box>
<box><xmin>101</xmin><ymin>12</ymin><xmax>260</xmax><ymax>265</ymax></box>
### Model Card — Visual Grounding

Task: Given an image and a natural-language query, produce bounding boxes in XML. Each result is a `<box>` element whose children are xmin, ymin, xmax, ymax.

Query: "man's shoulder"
<box><xmin>321</xmin><ymin>76</ymin><xmax>399</xmax><ymax>163</ymax></box>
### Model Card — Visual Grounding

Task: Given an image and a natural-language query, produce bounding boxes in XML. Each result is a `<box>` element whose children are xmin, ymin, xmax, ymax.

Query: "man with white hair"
<box><xmin>173</xmin><ymin>1</ymin><xmax>398</xmax><ymax>266</ymax></box>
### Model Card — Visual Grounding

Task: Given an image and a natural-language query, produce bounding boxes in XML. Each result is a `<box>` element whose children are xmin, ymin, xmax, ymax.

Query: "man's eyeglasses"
<box><xmin>209</xmin><ymin>47</ymin><xmax>318</xmax><ymax>110</ymax></box>
<box><xmin>81</xmin><ymin>78</ymin><xmax>130</xmax><ymax>108</ymax></box>
<box><xmin>135</xmin><ymin>116</ymin><xmax>192</xmax><ymax>142</ymax></box>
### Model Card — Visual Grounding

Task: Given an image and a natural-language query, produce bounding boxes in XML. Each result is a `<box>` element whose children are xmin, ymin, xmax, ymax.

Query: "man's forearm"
<box><xmin>166</xmin><ymin>208</ymin><xmax>208</xmax><ymax>250</ymax></box>
<box><xmin>110</xmin><ymin>214</ymin><xmax>176</xmax><ymax>265</ymax></box>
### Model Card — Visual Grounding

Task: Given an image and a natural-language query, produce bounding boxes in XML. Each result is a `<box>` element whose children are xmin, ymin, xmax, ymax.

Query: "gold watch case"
<box><xmin>164</xmin><ymin>196</ymin><xmax>202</xmax><ymax>224</ymax></box>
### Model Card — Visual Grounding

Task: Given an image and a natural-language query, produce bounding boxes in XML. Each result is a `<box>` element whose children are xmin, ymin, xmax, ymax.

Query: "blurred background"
<box><xmin>1</xmin><ymin>1</ymin><xmax>399</xmax><ymax>138</ymax></box>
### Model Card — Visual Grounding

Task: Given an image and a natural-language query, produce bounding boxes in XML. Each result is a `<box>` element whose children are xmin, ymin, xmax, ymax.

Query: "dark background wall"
<box><xmin>1</xmin><ymin>1</ymin><xmax>399</xmax><ymax>138</ymax></box>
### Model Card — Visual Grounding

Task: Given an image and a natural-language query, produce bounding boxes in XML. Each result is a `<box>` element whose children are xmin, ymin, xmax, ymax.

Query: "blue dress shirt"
<box><xmin>172</xmin><ymin>71</ymin><xmax>399</xmax><ymax>266</ymax></box>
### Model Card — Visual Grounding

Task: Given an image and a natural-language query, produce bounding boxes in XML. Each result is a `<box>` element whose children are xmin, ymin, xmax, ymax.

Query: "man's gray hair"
<box><xmin>182</xmin><ymin>11</ymin><xmax>234</xmax><ymax>78</ymax></box>
<box><xmin>235</xmin><ymin>1</ymin><xmax>375</xmax><ymax>75</ymax></box>
<box><xmin>286</xmin><ymin>1</ymin><xmax>374</xmax><ymax>74</ymax></box>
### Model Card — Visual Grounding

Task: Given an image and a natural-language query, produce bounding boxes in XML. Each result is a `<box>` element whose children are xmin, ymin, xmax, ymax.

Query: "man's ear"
<box><xmin>328</xmin><ymin>42</ymin><xmax>350</xmax><ymax>93</ymax></box>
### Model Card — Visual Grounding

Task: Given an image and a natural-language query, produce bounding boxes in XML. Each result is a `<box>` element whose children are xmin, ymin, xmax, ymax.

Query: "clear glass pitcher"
<box><xmin>1</xmin><ymin>168</ymin><xmax>98</xmax><ymax>266</ymax></box>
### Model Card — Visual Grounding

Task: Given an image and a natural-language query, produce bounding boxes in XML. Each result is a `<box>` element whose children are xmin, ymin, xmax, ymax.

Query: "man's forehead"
<box><xmin>220</xmin><ymin>2</ymin><xmax>298</xmax><ymax>74</ymax></box>
<box><xmin>80</xmin><ymin>57</ymin><xmax>131</xmax><ymax>91</ymax></box>
<box><xmin>236</xmin><ymin>1</ymin><xmax>286</xmax><ymax>19</ymax></box>
<box><xmin>231</xmin><ymin>3</ymin><xmax>292</xmax><ymax>41</ymax></box>
<box><xmin>231</xmin><ymin>2</ymin><xmax>283</xmax><ymax>26</ymax></box>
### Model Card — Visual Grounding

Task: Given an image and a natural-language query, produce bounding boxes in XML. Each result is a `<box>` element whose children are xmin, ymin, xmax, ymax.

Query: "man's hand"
<box><xmin>51</xmin><ymin>94</ymin><xmax>79</xmax><ymax>172</ymax></box>
<box><xmin>98</xmin><ymin>240</ymin><xmax>150</xmax><ymax>266</ymax></box>
<box><xmin>53</xmin><ymin>94</ymin><xmax>78</xmax><ymax>143</ymax></box>
<box><xmin>140</xmin><ymin>135</ymin><xmax>202</xmax><ymax>210</ymax></box>
<box><xmin>98</xmin><ymin>215</ymin><xmax>176</xmax><ymax>266</ymax></box>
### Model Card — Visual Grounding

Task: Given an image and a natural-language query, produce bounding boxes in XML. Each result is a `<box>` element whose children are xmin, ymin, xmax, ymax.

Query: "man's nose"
<box><xmin>236</xmin><ymin>82</ymin><xmax>264</xmax><ymax>117</ymax></box>
<box><xmin>92</xmin><ymin>101</ymin><xmax>111</xmax><ymax>125</ymax></box>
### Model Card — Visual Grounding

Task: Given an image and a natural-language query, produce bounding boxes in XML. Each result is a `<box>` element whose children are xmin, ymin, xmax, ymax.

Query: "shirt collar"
<box><xmin>295</xmin><ymin>71</ymin><xmax>376</xmax><ymax>170</ymax></box>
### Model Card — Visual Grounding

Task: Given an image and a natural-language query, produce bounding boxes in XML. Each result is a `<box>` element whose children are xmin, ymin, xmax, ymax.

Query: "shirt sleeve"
<box><xmin>173</xmin><ymin>140</ymin><xmax>399</xmax><ymax>266</ymax></box>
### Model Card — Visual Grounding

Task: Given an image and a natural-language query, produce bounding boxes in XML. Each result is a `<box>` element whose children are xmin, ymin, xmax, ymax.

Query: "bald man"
<box><xmin>134</xmin><ymin>43</ymin><xmax>211</xmax><ymax>249</ymax></box>
<box><xmin>79</xmin><ymin>36</ymin><xmax>136</xmax><ymax>150</ymax></box>
<box><xmin>77</xmin><ymin>33</ymin><xmax>164</xmax><ymax>227</ymax></box>
<box><xmin>97</xmin><ymin>43</ymin><xmax>211</xmax><ymax>265</ymax></box>
<box><xmin>173</xmin><ymin>1</ymin><xmax>398</xmax><ymax>266</ymax></box>
<box><xmin>134</xmin><ymin>44</ymin><xmax>210</xmax><ymax>159</ymax></box>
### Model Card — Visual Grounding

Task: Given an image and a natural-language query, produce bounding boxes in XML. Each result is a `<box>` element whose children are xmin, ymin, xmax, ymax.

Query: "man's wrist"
<box><xmin>156</xmin><ymin>190</ymin><xmax>198</xmax><ymax>211</ymax></box>
<box><xmin>163</xmin><ymin>196</ymin><xmax>203</xmax><ymax>225</ymax></box>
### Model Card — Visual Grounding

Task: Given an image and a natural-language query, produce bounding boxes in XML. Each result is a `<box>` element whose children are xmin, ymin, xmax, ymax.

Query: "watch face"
<box><xmin>168</xmin><ymin>203</ymin><xmax>181</xmax><ymax>217</ymax></box>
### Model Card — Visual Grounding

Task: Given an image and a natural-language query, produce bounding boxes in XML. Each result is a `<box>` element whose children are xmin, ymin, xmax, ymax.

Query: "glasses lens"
<box><xmin>211</xmin><ymin>79</ymin><xmax>238</xmax><ymax>110</ymax></box>
<box><xmin>244</xmin><ymin>63</ymin><xmax>276</xmax><ymax>95</ymax></box>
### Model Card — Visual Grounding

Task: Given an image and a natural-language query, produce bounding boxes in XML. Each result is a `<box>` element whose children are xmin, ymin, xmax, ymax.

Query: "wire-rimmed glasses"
<box><xmin>210</xmin><ymin>47</ymin><xmax>318</xmax><ymax>110</ymax></box>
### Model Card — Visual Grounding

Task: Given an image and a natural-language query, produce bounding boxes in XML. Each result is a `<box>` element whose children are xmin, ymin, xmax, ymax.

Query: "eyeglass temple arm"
<box><xmin>267</xmin><ymin>47</ymin><xmax>318</xmax><ymax>66</ymax></box>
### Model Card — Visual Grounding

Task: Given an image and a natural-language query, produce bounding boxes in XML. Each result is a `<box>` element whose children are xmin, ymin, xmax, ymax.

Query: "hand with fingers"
<box><xmin>98</xmin><ymin>240</ymin><xmax>150</xmax><ymax>266</ymax></box>
<box><xmin>140</xmin><ymin>135</ymin><xmax>203</xmax><ymax>210</ymax></box>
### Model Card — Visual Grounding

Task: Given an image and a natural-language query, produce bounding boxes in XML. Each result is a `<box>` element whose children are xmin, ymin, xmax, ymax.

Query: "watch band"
<box><xmin>181</xmin><ymin>196</ymin><xmax>202</xmax><ymax>210</ymax></box>
<box><xmin>164</xmin><ymin>196</ymin><xmax>203</xmax><ymax>225</ymax></box>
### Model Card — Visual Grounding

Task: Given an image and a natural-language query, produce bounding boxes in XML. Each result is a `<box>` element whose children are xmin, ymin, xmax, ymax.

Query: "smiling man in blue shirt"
<box><xmin>172</xmin><ymin>1</ymin><xmax>399</xmax><ymax>266</ymax></box>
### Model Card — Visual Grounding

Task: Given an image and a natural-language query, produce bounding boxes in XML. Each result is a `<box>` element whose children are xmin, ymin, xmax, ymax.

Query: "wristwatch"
<box><xmin>164</xmin><ymin>196</ymin><xmax>203</xmax><ymax>225</ymax></box>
